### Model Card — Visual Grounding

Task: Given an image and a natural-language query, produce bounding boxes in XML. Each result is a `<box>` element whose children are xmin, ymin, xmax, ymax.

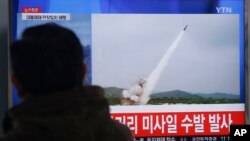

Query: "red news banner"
<box><xmin>110</xmin><ymin>104</ymin><xmax>245</xmax><ymax>137</ymax></box>
<box><xmin>22</xmin><ymin>7</ymin><xmax>42</xmax><ymax>13</ymax></box>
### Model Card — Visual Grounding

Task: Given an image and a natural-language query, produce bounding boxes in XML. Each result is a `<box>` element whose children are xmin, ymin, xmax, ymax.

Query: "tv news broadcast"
<box><xmin>9</xmin><ymin>0</ymin><xmax>246</xmax><ymax>140</ymax></box>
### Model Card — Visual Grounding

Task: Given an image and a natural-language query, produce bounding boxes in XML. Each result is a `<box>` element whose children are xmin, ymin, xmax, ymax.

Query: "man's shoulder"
<box><xmin>83</xmin><ymin>86</ymin><xmax>134</xmax><ymax>140</ymax></box>
<box><xmin>111</xmin><ymin>120</ymin><xmax>134</xmax><ymax>141</ymax></box>
<box><xmin>113</xmin><ymin>120</ymin><xmax>132</xmax><ymax>133</ymax></box>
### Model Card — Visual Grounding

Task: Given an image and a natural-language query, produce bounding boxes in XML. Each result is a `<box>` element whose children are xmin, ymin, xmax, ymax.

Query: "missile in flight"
<box><xmin>183</xmin><ymin>25</ymin><xmax>188</xmax><ymax>31</ymax></box>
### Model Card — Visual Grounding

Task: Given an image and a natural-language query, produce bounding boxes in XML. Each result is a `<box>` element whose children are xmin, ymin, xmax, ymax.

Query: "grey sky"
<box><xmin>92</xmin><ymin>14</ymin><xmax>240</xmax><ymax>95</ymax></box>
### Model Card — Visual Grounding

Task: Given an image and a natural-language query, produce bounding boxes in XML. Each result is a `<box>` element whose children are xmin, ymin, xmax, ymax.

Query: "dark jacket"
<box><xmin>0</xmin><ymin>86</ymin><xmax>133</xmax><ymax>141</ymax></box>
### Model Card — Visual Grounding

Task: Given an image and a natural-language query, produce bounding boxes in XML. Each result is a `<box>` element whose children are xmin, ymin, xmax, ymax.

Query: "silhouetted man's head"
<box><xmin>10</xmin><ymin>23</ymin><xmax>85</xmax><ymax>97</ymax></box>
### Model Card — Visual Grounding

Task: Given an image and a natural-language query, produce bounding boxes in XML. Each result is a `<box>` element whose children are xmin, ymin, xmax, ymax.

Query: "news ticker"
<box><xmin>132</xmin><ymin>125</ymin><xmax>250</xmax><ymax>141</ymax></box>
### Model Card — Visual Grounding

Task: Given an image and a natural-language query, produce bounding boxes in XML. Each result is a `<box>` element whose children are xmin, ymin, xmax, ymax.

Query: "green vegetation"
<box><xmin>107</xmin><ymin>98</ymin><xmax>121</xmax><ymax>105</ymax></box>
<box><xmin>147</xmin><ymin>97</ymin><xmax>240</xmax><ymax>105</ymax></box>
<box><xmin>107</xmin><ymin>97</ymin><xmax>239</xmax><ymax>105</ymax></box>
<box><xmin>104</xmin><ymin>87</ymin><xmax>240</xmax><ymax>105</ymax></box>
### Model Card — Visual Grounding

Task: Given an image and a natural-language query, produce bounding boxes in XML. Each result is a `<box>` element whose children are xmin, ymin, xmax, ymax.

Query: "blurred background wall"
<box><xmin>0</xmin><ymin>0</ymin><xmax>9</xmax><ymax>135</ymax></box>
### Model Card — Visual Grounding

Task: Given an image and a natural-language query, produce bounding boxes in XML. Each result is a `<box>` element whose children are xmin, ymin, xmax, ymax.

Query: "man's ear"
<box><xmin>11</xmin><ymin>75</ymin><xmax>26</xmax><ymax>99</ymax></box>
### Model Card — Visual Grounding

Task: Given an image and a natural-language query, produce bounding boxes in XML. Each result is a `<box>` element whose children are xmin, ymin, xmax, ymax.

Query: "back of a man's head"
<box><xmin>10</xmin><ymin>23</ymin><xmax>84</xmax><ymax>96</ymax></box>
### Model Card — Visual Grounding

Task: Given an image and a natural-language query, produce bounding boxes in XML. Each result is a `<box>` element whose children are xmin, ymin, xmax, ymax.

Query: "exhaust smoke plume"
<box><xmin>121</xmin><ymin>27</ymin><xmax>187</xmax><ymax>105</ymax></box>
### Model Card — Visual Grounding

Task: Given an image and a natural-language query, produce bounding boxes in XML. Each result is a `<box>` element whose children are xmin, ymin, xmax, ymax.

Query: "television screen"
<box><xmin>10</xmin><ymin>0</ymin><xmax>246</xmax><ymax>140</ymax></box>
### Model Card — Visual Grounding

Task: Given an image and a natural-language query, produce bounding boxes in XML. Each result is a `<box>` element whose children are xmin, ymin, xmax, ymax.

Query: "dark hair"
<box><xmin>10</xmin><ymin>23</ymin><xmax>84</xmax><ymax>95</ymax></box>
